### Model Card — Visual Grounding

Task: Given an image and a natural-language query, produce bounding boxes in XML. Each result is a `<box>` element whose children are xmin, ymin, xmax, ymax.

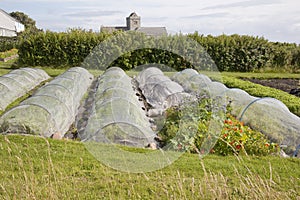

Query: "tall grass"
<box><xmin>0</xmin><ymin>135</ymin><xmax>299</xmax><ymax>199</ymax></box>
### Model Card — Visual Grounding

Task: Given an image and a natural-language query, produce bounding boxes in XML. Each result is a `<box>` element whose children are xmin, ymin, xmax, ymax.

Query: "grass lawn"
<box><xmin>0</xmin><ymin>135</ymin><xmax>299</xmax><ymax>199</ymax></box>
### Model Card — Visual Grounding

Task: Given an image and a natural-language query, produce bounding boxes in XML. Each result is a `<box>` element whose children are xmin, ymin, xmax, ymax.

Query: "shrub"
<box><xmin>18</xmin><ymin>30</ymin><xmax>300</xmax><ymax>71</ymax></box>
<box><xmin>190</xmin><ymin>33</ymin><xmax>300</xmax><ymax>72</ymax></box>
<box><xmin>0</xmin><ymin>36</ymin><xmax>18</xmax><ymax>52</ymax></box>
<box><xmin>18</xmin><ymin>29</ymin><xmax>112</xmax><ymax>67</ymax></box>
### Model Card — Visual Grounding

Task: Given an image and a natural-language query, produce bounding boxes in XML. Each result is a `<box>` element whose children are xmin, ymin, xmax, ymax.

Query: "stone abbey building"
<box><xmin>101</xmin><ymin>12</ymin><xmax>167</xmax><ymax>37</ymax></box>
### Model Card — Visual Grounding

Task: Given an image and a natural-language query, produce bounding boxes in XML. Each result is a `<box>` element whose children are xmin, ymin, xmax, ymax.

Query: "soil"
<box><xmin>243</xmin><ymin>78</ymin><xmax>300</xmax><ymax>95</ymax></box>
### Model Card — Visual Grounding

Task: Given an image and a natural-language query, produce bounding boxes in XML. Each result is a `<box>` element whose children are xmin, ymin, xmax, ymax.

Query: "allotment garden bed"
<box><xmin>244</xmin><ymin>78</ymin><xmax>300</xmax><ymax>96</ymax></box>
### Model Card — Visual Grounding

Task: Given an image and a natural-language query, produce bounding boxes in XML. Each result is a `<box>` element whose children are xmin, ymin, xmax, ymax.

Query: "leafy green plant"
<box><xmin>213</xmin><ymin>113</ymin><xmax>279</xmax><ymax>156</ymax></box>
<box><xmin>159</xmin><ymin>97</ymin><xmax>280</xmax><ymax>156</ymax></box>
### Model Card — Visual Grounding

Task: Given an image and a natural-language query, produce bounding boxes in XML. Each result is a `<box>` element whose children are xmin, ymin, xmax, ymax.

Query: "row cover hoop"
<box><xmin>0</xmin><ymin>68</ymin><xmax>50</xmax><ymax>111</ymax></box>
<box><xmin>0</xmin><ymin>67</ymin><xmax>93</xmax><ymax>138</ymax></box>
<box><xmin>81</xmin><ymin>67</ymin><xmax>155</xmax><ymax>147</ymax></box>
<box><xmin>172</xmin><ymin>69</ymin><xmax>300</xmax><ymax>151</ymax></box>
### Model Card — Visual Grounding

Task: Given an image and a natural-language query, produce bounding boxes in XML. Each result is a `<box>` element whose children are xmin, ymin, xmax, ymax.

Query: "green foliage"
<box><xmin>189</xmin><ymin>32</ymin><xmax>300</xmax><ymax>72</ymax></box>
<box><xmin>18</xmin><ymin>29</ymin><xmax>112</xmax><ymax>67</ymax></box>
<box><xmin>213</xmin><ymin>113</ymin><xmax>279</xmax><ymax>156</ymax></box>
<box><xmin>189</xmin><ymin>33</ymin><xmax>273</xmax><ymax>72</ymax></box>
<box><xmin>19</xmin><ymin>30</ymin><xmax>300</xmax><ymax>71</ymax></box>
<box><xmin>82</xmin><ymin>32</ymin><xmax>213</xmax><ymax>71</ymax></box>
<box><xmin>0</xmin><ymin>36</ymin><xmax>18</xmax><ymax>52</ymax></box>
<box><xmin>159</xmin><ymin>97</ymin><xmax>279</xmax><ymax>156</ymax></box>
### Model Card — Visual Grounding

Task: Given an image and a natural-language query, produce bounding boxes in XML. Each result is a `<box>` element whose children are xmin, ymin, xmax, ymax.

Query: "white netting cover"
<box><xmin>136</xmin><ymin>67</ymin><xmax>190</xmax><ymax>110</ymax></box>
<box><xmin>0</xmin><ymin>68</ymin><xmax>50</xmax><ymax>111</ymax></box>
<box><xmin>239</xmin><ymin>98</ymin><xmax>300</xmax><ymax>149</ymax></box>
<box><xmin>81</xmin><ymin>67</ymin><xmax>155</xmax><ymax>147</ymax></box>
<box><xmin>172</xmin><ymin>69</ymin><xmax>226</xmax><ymax>97</ymax></box>
<box><xmin>0</xmin><ymin>67</ymin><xmax>93</xmax><ymax>138</ymax></box>
<box><xmin>172</xmin><ymin>69</ymin><xmax>300</xmax><ymax>151</ymax></box>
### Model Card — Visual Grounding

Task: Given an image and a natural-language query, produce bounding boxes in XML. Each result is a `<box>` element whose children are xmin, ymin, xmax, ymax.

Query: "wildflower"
<box><xmin>265</xmin><ymin>143</ymin><xmax>270</xmax><ymax>147</ymax></box>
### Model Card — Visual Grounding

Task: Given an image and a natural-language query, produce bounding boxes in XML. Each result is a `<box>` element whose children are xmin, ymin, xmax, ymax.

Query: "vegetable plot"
<box><xmin>81</xmin><ymin>67</ymin><xmax>155</xmax><ymax>147</ymax></box>
<box><xmin>0</xmin><ymin>67</ymin><xmax>93</xmax><ymax>138</ymax></box>
<box><xmin>172</xmin><ymin>69</ymin><xmax>300</xmax><ymax>152</ymax></box>
<box><xmin>0</xmin><ymin>68</ymin><xmax>50</xmax><ymax>111</ymax></box>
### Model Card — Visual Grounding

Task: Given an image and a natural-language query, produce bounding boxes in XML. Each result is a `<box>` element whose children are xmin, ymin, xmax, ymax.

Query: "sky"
<box><xmin>1</xmin><ymin>0</ymin><xmax>300</xmax><ymax>44</ymax></box>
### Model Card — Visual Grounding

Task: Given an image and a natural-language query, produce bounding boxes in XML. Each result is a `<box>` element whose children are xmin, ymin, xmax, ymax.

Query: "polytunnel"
<box><xmin>81</xmin><ymin>67</ymin><xmax>155</xmax><ymax>147</ymax></box>
<box><xmin>0</xmin><ymin>68</ymin><xmax>50</xmax><ymax>111</ymax></box>
<box><xmin>0</xmin><ymin>67</ymin><xmax>93</xmax><ymax>138</ymax></box>
<box><xmin>172</xmin><ymin>69</ymin><xmax>300</xmax><ymax>152</ymax></box>
<box><xmin>136</xmin><ymin>67</ymin><xmax>192</xmax><ymax>111</ymax></box>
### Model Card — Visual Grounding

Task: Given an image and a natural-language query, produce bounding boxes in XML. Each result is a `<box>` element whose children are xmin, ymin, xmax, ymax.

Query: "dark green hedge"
<box><xmin>0</xmin><ymin>36</ymin><xmax>18</xmax><ymax>52</ymax></box>
<box><xmin>18</xmin><ymin>29</ymin><xmax>112</xmax><ymax>67</ymax></box>
<box><xmin>189</xmin><ymin>32</ymin><xmax>300</xmax><ymax>72</ymax></box>
<box><xmin>18</xmin><ymin>29</ymin><xmax>300</xmax><ymax>72</ymax></box>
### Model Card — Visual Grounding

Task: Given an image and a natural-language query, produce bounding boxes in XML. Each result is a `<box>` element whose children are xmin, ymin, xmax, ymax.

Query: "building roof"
<box><xmin>0</xmin><ymin>9</ymin><xmax>24</xmax><ymax>32</ymax></box>
<box><xmin>101</xmin><ymin>12</ymin><xmax>167</xmax><ymax>37</ymax></box>
<box><xmin>0</xmin><ymin>9</ymin><xmax>17</xmax><ymax>31</ymax></box>
<box><xmin>101</xmin><ymin>26</ymin><xmax>127</xmax><ymax>32</ymax></box>
<box><xmin>137</xmin><ymin>27</ymin><xmax>167</xmax><ymax>37</ymax></box>
<box><xmin>129</xmin><ymin>12</ymin><xmax>138</xmax><ymax>17</ymax></box>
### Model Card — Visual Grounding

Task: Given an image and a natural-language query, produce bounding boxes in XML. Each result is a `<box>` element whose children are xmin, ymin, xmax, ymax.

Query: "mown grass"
<box><xmin>0</xmin><ymin>135</ymin><xmax>299</xmax><ymax>199</ymax></box>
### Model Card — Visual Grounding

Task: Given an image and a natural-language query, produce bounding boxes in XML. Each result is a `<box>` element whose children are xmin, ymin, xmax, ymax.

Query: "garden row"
<box><xmin>133</xmin><ymin>67</ymin><xmax>298</xmax><ymax>155</ymax></box>
<box><xmin>0</xmin><ymin>68</ymin><xmax>49</xmax><ymax>111</ymax></box>
<box><xmin>0</xmin><ymin>67</ymin><xmax>299</xmax><ymax>155</ymax></box>
<box><xmin>81</xmin><ymin>67</ymin><xmax>155</xmax><ymax>147</ymax></box>
<box><xmin>0</xmin><ymin>67</ymin><xmax>93</xmax><ymax>138</ymax></box>
<box><xmin>16</xmin><ymin>30</ymin><xmax>300</xmax><ymax>72</ymax></box>
<box><xmin>170</xmin><ymin>69</ymin><xmax>300</xmax><ymax>154</ymax></box>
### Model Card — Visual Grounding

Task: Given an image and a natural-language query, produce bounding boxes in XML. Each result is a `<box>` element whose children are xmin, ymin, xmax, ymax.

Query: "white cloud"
<box><xmin>1</xmin><ymin>0</ymin><xmax>300</xmax><ymax>43</ymax></box>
